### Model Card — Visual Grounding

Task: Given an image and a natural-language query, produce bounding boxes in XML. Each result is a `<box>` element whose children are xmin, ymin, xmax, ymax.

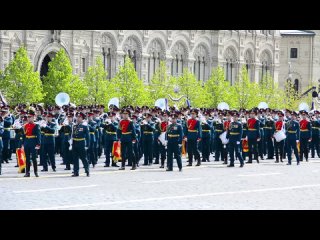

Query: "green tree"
<box><xmin>284</xmin><ymin>79</ymin><xmax>299</xmax><ymax>110</ymax></box>
<box><xmin>43</xmin><ymin>49</ymin><xmax>74</xmax><ymax>104</ymax></box>
<box><xmin>83</xmin><ymin>57</ymin><xmax>111</xmax><ymax>105</ymax></box>
<box><xmin>231</xmin><ymin>66</ymin><xmax>259</xmax><ymax>109</ymax></box>
<box><xmin>0</xmin><ymin>46</ymin><xmax>44</xmax><ymax>105</ymax></box>
<box><xmin>203</xmin><ymin>66</ymin><xmax>232</xmax><ymax>108</ymax></box>
<box><xmin>68</xmin><ymin>75</ymin><xmax>89</xmax><ymax>105</ymax></box>
<box><xmin>173</xmin><ymin>68</ymin><xmax>206</xmax><ymax>108</ymax></box>
<box><xmin>111</xmin><ymin>56</ymin><xmax>150</xmax><ymax>106</ymax></box>
<box><xmin>148</xmin><ymin>61</ymin><xmax>175</xmax><ymax>104</ymax></box>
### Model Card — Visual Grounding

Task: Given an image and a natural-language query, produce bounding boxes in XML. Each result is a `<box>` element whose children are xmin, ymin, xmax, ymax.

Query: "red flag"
<box><xmin>242</xmin><ymin>139</ymin><xmax>249</xmax><ymax>153</ymax></box>
<box><xmin>112</xmin><ymin>141</ymin><xmax>121</xmax><ymax>162</ymax></box>
<box><xmin>16</xmin><ymin>148</ymin><xmax>26</xmax><ymax>173</ymax></box>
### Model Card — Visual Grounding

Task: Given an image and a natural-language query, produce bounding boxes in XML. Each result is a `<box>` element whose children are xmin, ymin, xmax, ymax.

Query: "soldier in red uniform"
<box><xmin>246</xmin><ymin>110</ymin><xmax>261</xmax><ymax>163</ymax></box>
<box><xmin>299</xmin><ymin>110</ymin><xmax>312</xmax><ymax>162</ymax></box>
<box><xmin>222</xmin><ymin>111</ymin><xmax>232</xmax><ymax>164</ymax></box>
<box><xmin>159</xmin><ymin>111</ymin><xmax>169</xmax><ymax>168</ymax></box>
<box><xmin>274</xmin><ymin>112</ymin><xmax>285</xmax><ymax>163</ymax></box>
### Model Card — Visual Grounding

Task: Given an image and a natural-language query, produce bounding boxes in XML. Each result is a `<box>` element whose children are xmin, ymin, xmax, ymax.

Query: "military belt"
<box><xmin>264</xmin><ymin>127</ymin><xmax>272</xmax><ymax>129</ymax></box>
<box><xmin>168</xmin><ymin>134</ymin><xmax>179</xmax><ymax>137</ymax></box>
<box><xmin>41</xmin><ymin>131</ymin><xmax>45</xmax><ymax>134</ymax></box>
<box><xmin>288</xmin><ymin>131</ymin><xmax>297</xmax><ymax>133</ymax></box>
<box><xmin>143</xmin><ymin>131</ymin><xmax>153</xmax><ymax>134</ymax></box>
<box><xmin>300</xmin><ymin>129</ymin><xmax>309</xmax><ymax>132</ymax></box>
<box><xmin>122</xmin><ymin>132</ymin><xmax>132</xmax><ymax>135</ymax></box>
<box><xmin>44</xmin><ymin>133</ymin><xmax>55</xmax><ymax>136</ymax></box>
<box><xmin>312</xmin><ymin>127</ymin><xmax>320</xmax><ymax>129</ymax></box>
<box><xmin>90</xmin><ymin>132</ymin><xmax>95</xmax><ymax>135</ymax></box>
<box><xmin>230</xmin><ymin>132</ymin><xmax>240</xmax><ymax>135</ymax></box>
<box><xmin>73</xmin><ymin>138</ymin><xmax>85</xmax><ymax>141</ymax></box>
<box><xmin>26</xmin><ymin>135</ymin><xmax>36</xmax><ymax>139</ymax></box>
<box><xmin>248</xmin><ymin>128</ymin><xmax>257</xmax><ymax>131</ymax></box>
<box><xmin>64</xmin><ymin>133</ymin><xmax>70</xmax><ymax>135</ymax></box>
<box><xmin>202</xmin><ymin>130</ymin><xmax>210</xmax><ymax>132</ymax></box>
<box><xmin>106</xmin><ymin>131</ymin><xmax>117</xmax><ymax>134</ymax></box>
<box><xmin>188</xmin><ymin>129</ymin><xmax>198</xmax><ymax>132</ymax></box>
<box><xmin>4</xmin><ymin>128</ymin><xmax>11</xmax><ymax>130</ymax></box>
<box><xmin>215</xmin><ymin>130</ymin><xmax>223</xmax><ymax>132</ymax></box>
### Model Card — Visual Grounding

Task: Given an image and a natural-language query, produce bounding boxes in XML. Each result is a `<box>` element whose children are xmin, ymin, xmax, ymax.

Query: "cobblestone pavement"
<box><xmin>1</xmin><ymin>155</ymin><xmax>320</xmax><ymax>210</ymax></box>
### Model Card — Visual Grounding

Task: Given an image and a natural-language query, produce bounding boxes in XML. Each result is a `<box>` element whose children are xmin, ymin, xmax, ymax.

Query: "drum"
<box><xmin>158</xmin><ymin>132</ymin><xmax>166</xmax><ymax>146</ymax></box>
<box><xmin>219</xmin><ymin>131</ymin><xmax>229</xmax><ymax>145</ymax></box>
<box><xmin>10</xmin><ymin>129</ymin><xmax>16</xmax><ymax>139</ymax></box>
<box><xmin>274</xmin><ymin>130</ymin><xmax>286</xmax><ymax>142</ymax></box>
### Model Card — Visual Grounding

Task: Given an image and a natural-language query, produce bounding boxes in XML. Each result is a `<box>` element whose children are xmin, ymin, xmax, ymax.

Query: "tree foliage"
<box><xmin>0</xmin><ymin>46</ymin><xmax>44</xmax><ymax>105</ymax></box>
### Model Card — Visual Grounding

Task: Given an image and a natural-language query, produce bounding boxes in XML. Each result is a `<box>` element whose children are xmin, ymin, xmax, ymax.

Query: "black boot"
<box><xmin>24</xmin><ymin>172</ymin><xmax>30</xmax><ymax>177</ymax></box>
<box><xmin>35</xmin><ymin>172</ymin><xmax>39</xmax><ymax>177</ymax></box>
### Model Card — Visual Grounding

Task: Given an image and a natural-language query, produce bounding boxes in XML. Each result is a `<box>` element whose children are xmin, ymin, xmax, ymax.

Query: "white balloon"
<box><xmin>217</xmin><ymin>102</ymin><xmax>229</xmax><ymax>110</ymax></box>
<box><xmin>108</xmin><ymin>97</ymin><xmax>120</xmax><ymax>109</ymax></box>
<box><xmin>299</xmin><ymin>102</ymin><xmax>310</xmax><ymax>112</ymax></box>
<box><xmin>258</xmin><ymin>102</ymin><xmax>268</xmax><ymax>109</ymax></box>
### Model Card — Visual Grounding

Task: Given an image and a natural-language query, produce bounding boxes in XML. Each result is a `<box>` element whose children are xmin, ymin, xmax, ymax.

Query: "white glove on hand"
<box><xmin>178</xmin><ymin>144</ymin><xmax>182</xmax><ymax>147</ymax></box>
<box><xmin>296</xmin><ymin>140</ymin><xmax>299</xmax><ymax>143</ymax></box>
<box><xmin>85</xmin><ymin>147</ymin><xmax>88</xmax><ymax>150</ymax></box>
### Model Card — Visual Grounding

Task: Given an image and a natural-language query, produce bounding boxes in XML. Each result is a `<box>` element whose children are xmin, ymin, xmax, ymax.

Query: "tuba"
<box><xmin>55</xmin><ymin>92</ymin><xmax>70</xmax><ymax>107</ymax></box>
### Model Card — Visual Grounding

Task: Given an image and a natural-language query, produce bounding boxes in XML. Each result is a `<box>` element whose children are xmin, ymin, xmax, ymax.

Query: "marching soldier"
<box><xmin>141</xmin><ymin>113</ymin><xmax>155</xmax><ymax>166</ymax></box>
<box><xmin>185</xmin><ymin>109</ymin><xmax>202</xmax><ymax>166</ymax></box>
<box><xmin>201</xmin><ymin>111</ymin><xmax>212</xmax><ymax>162</ymax></box>
<box><xmin>0</xmin><ymin>119</ymin><xmax>3</xmax><ymax>174</ymax></box>
<box><xmin>286</xmin><ymin>111</ymin><xmax>300</xmax><ymax>165</ymax></box>
<box><xmin>1</xmin><ymin>107</ymin><xmax>13</xmax><ymax>164</ymax></box>
<box><xmin>213</xmin><ymin>113</ymin><xmax>224</xmax><ymax>161</ymax></box>
<box><xmin>118</xmin><ymin>109</ymin><xmax>137</xmax><ymax>170</ymax></box>
<box><xmin>166</xmin><ymin>113</ymin><xmax>183</xmax><ymax>172</ymax></box>
<box><xmin>71</xmin><ymin>112</ymin><xmax>90</xmax><ymax>177</ymax></box>
<box><xmin>246</xmin><ymin>110</ymin><xmax>260</xmax><ymax>164</ymax></box>
<box><xmin>87</xmin><ymin>112</ymin><xmax>97</xmax><ymax>167</ymax></box>
<box><xmin>222</xmin><ymin>112</ymin><xmax>232</xmax><ymax>164</ymax></box>
<box><xmin>153</xmin><ymin>111</ymin><xmax>161</xmax><ymax>165</ymax></box>
<box><xmin>102</xmin><ymin>112</ymin><xmax>119</xmax><ymax>167</ymax></box>
<box><xmin>299</xmin><ymin>110</ymin><xmax>312</xmax><ymax>162</ymax></box>
<box><xmin>131</xmin><ymin>114</ymin><xmax>141</xmax><ymax>167</ymax></box>
<box><xmin>41</xmin><ymin>113</ymin><xmax>57</xmax><ymax>172</ymax></box>
<box><xmin>264</xmin><ymin>114</ymin><xmax>275</xmax><ymax>159</ymax></box>
<box><xmin>159</xmin><ymin>111</ymin><xmax>169</xmax><ymax>168</ymax></box>
<box><xmin>61</xmin><ymin>112</ymin><xmax>73</xmax><ymax>170</ymax></box>
<box><xmin>22</xmin><ymin>110</ymin><xmax>41</xmax><ymax>177</ymax></box>
<box><xmin>258</xmin><ymin>110</ymin><xmax>265</xmax><ymax>160</ymax></box>
<box><xmin>227</xmin><ymin>112</ymin><xmax>244</xmax><ymax>167</ymax></box>
<box><xmin>310</xmin><ymin>110</ymin><xmax>320</xmax><ymax>158</ymax></box>
<box><xmin>274</xmin><ymin>112</ymin><xmax>285</xmax><ymax>163</ymax></box>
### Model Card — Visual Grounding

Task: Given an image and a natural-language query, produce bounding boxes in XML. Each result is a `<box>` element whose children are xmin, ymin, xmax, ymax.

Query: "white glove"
<box><xmin>178</xmin><ymin>144</ymin><xmax>182</xmax><ymax>147</ymax></box>
<box><xmin>236</xmin><ymin>141</ymin><xmax>240</xmax><ymax>145</ymax></box>
<box><xmin>296</xmin><ymin>140</ymin><xmax>299</xmax><ymax>143</ymax></box>
<box><xmin>85</xmin><ymin>147</ymin><xmax>88</xmax><ymax>150</ymax></box>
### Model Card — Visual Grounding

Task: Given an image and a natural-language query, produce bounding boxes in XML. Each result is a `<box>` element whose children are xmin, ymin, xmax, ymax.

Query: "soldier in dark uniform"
<box><xmin>213</xmin><ymin>113</ymin><xmax>224</xmax><ymax>161</ymax></box>
<box><xmin>227</xmin><ymin>112</ymin><xmax>244</xmax><ymax>167</ymax></box>
<box><xmin>61</xmin><ymin>112</ymin><xmax>74</xmax><ymax>170</ymax></box>
<box><xmin>1</xmin><ymin>107</ymin><xmax>13</xmax><ymax>164</ymax></box>
<box><xmin>310</xmin><ymin>110</ymin><xmax>320</xmax><ymax>158</ymax></box>
<box><xmin>158</xmin><ymin>111</ymin><xmax>169</xmax><ymax>168</ymax></box>
<box><xmin>246</xmin><ymin>110</ymin><xmax>260</xmax><ymax>164</ymax></box>
<box><xmin>264</xmin><ymin>113</ymin><xmax>275</xmax><ymax>159</ymax></box>
<box><xmin>71</xmin><ymin>112</ymin><xmax>90</xmax><ymax>177</ymax></box>
<box><xmin>118</xmin><ymin>109</ymin><xmax>137</xmax><ymax>170</ymax></box>
<box><xmin>22</xmin><ymin>110</ymin><xmax>41</xmax><ymax>177</ymax></box>
<box><xmin>153</xmin><ymin>110</ymin><xmax>161</xmax><ymax>165</ymax></box>
<box><xmin>258</xmin><ymin>110</ymin><xmax>265</xmax><ymax>160</ymax></box>
<box><xmin>87</xmin><ymin>112</ymin><xmax>97</xmax><ymax>167</ymax></box>
<box><xmin>0</xmin><ymin>119</ymin><xmax>4</xmax><ymax>174</ymax></box>
<box><xmin>286</xmin><ymin>111</ymin><xmax>300</xmax><ymax>165</ymax></box>
<box><xmin>222</xmin><ymin>112</ymin><xmax>232</xmax><ymax>164</ymax></box>
<box><xmin>166</xmin><ymin>113</ymin><xmax>183</xmax><ymax>172</ymax></box>
<box><xmin>41</xmin><ymin>113</ymin><xmax>57</xmax><ymax>172</ymax></box>
<box><xmin>102</xmin><ymin>112</ymin><xmax>119</xmax><ymax>167</ymax></box>
<box><xmin>141</xmin><ymin>113</ymin><xmax>155</xmax><ymax>166</ymax></box>
<box><xmin>185</xmin><ymin>109</ymin><xmax>202</xmax><ymax>166</ymax></box>
<box><xmin>131</xmin><ymin>114</ymin><xmax>141</xmax><ymax>167</ymax></box>
<box><xmin>201</xmin><ymin>111</ymin><xmax>212</xmax><ymax>162</ymax></box>
<box><xmin>299</xmin><ymin>110</ymin><xmax>312</xmax><ymax>162</ymax></box>
<box><xmin>93</xmin><ymin>109</ymin><xmax>101</xmax><ymax>164</ymax></box>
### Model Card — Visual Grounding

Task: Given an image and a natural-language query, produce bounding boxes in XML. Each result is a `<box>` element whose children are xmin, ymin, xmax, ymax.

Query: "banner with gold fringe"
<box><xmin>112</xmin><ymin>141</ymin><xmax>121</xmax><ymax>162</ymax></box>
<box><xmin>182</xmin><ymin>139</ymin><xmax>186</xmax><ymax>157</ymax></box>
<box><xmin>16</xmin><ymin>148</ymin><xmax>26</xmax><ymax>173</ymax></box>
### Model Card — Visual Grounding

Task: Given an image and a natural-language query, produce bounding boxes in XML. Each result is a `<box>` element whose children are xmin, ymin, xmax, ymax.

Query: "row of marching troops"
<box><xmin>0</xmin><ymin>103</ymin><xmax>319</xmax><ymax>176</ymax></box>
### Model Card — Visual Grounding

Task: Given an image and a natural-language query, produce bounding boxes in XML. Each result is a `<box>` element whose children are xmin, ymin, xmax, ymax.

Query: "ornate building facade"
<box><xmin>0</xmin><ymin>30</ymin><xmax>281</xmax><ymax>85</ymax></box>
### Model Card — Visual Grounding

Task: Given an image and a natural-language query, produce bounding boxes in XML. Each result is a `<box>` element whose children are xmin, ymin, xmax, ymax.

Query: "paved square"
<box><xmin>1</xmin><ymin>155</ymin><xmax>320</xmax><ymax>210</ymax></box>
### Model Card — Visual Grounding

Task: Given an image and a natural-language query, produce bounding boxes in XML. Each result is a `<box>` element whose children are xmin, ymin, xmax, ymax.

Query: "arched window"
<box><xmin>294</xmin><ymin>79</ymin><xmax>299</xmax><ymax>92</ymax></box>
<box><xmin>171</xmin><ymin>41</ymin><xmax>188</xmax><ymax>77</ymax></box>
<box><xmin>260</xmin><ymin>50</ymin><xmax>272</xmax><ymax>81</ymax></box>
<box><xmin>123</xmin><ymin>36</ymin><xmax>142</xmax><ymax>72</ymax></box>
<box><xmin>244</xmin><ymin>49</ymin><xmax>253</xmax><ymax>82</ymax></box>
<box><xmin>101</xmin><ymin>33</ymin><xmax>116</xmax><ymax>79</ymax></box>
<box><xmin>193</xmin><ymin>44</ymin><xmax>209</xmax><ymax>81</ymax></box>
<box><xmin>224</xmin><ymin>47</ymin><xmax>237</xmax><ymax>84</ymax></box>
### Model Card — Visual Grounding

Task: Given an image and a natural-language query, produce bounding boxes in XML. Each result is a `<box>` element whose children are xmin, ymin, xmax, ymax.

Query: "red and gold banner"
<box><xmin>112</xmin><ymin>141</ymin><xmax>121</xmax><ymax>162</ymax></box>
<box><xmin>242</xmin><ymin>139</ymin><xmax>249</xmax><ymax>153</ymax></box>
<box><xmin>16</xmin><ymin>148</ymin><xmax>26</xmax><ymax>173</ymax></box>
<box><xmin>182</xmin><ymin>139</ymin><xmax>186</xmax><ymax>157</ymax></box>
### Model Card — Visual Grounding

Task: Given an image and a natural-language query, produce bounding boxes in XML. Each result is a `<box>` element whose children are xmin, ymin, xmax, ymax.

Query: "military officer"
<box><xmin>141</xmin><ymin>113</ymin><xmax>155</xmax><ymax>166</ymax></box>
<box><xmin>201</xmin><ymin>111</ymin><xmax>212</xmax><ymax>162</ymax></box>
<box><xmin>102</xmin><ymin>112</ymin><xmax>119</xmax><ymax>167</ymax></box>
<box><xmin>159</xmin><ymin>111</ymin><xmax>169</xmax><ymax>168</ymax></box>
<box><xmin>246</xmin><ymin>110</ymin><xmax>261</xmax><ymax>164</ymax></box>
<box><xmin>61</xmin><ymin>112</ymin><xmax>74</xmax><ymax>170</ymax></box>
<box><xmin>22</xmin><ymin>110</ymin><xmax>41</xmax><ymax>177</ymax></box>
<box><xmin>41</xmin><ymin>113</ymin><xmax>57</xmax><ymax>172</ymax></box>
<box><xmin>222</xmin><ymin>112</ymin><xmax>232</xmax><ymax>164</ymax></box>
<box><xmin>166</xmin><ymin>113</ymin><xmax>183</xmax><ymax>172</ymax></box>
<box><xmin>213</xmin><ymin>113</ymin><xmax>224</xmax><ymax>161</ymax></box>
<box><xmin>1</xmin><ymin>107</ymin><xmax>13</xmax><ymax>164</ymax></box>
<box><xmin>117</xmin><ymin>109</ymin><xmax>137</xmax><ymax>170</ymax></box>
<box><xmin>274</xmin><ymin>112</ymin><xmax>285</xmax><ymax>163</ymax></box>
<box><xmin>310</xmin><ymin>110</ymin><xmax>320</xmax><ymax>158</ymax></box>
<box><xmin>264</xmin><ymin>114</ymin><xmax>275</xmax><ymax>159</ymax></box>
<box><xmin>286</xmin><ymin>111</ymin><xmax>300</xmax><ymax>165</ymax></box>
<box><xmin>227</xmin><ymin>112</ymin><xmax>244</xmax><ymax>167</ymax></box>
<box><xmin>185</xmin><ymin>109</ymin><xmax>202</xmax><ymax>166</ymax></box>
<box><xmin>131</xmin><ymin>114</ymin><xmax>141</xmax><ymax>167</ymax></box>
<box><xmin>87</xmin><ymin>112</ymin><xmax>97</xmax><ymax>167</ymax></box>
<box><xmin>71</xmin><ymin>112</ymin><xmax>90</xmax><ymax>177</ymax></box>
<box><xmin>299</xmin><ymin>110</ymin><xmax>312</xmax><ymax>162</ymax></box>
